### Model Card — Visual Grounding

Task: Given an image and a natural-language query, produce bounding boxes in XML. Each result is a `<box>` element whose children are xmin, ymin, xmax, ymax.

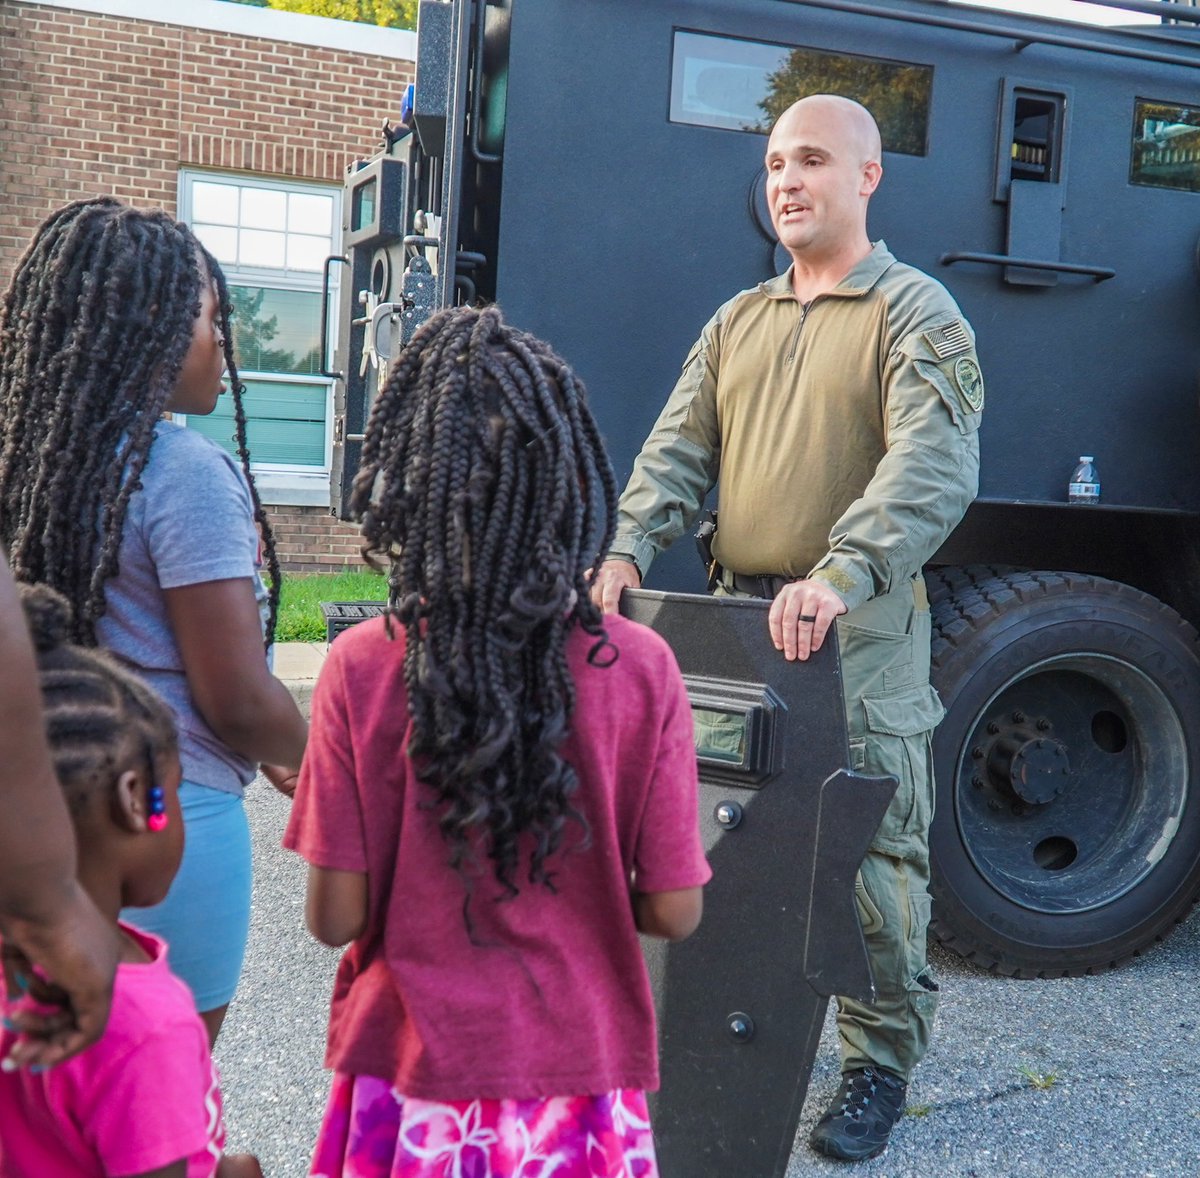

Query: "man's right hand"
<box><xmin>590</xmin><ymin>559</ymin><xmax>641</xmax><ymax>614</ymax></box>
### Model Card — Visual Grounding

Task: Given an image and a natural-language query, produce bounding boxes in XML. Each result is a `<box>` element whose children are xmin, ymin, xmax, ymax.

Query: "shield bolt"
<box><xmin>727</xmin><ymin>1012</ymin><xmax>756</xmax><ymax>1042</ymax></box>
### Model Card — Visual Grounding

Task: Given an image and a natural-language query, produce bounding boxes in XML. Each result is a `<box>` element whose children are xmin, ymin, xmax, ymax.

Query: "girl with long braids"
<box><xmin>0</xmin><ymin>197</ymin><xmax>307</xmax><ymax>1045</ymax></box>
<box><xmin>285</xmin><ymin>305</ymin><xmax>710</xmax><ymax>1178</ymax></box>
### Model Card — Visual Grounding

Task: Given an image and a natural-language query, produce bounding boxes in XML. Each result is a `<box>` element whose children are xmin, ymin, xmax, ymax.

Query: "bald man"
<box><xmin>592</xmin><ymin>96</ymin><xmax>981</xmax><ymax>1161</ymax></box>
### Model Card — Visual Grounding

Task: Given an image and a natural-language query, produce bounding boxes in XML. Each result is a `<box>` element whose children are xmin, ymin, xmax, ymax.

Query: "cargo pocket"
<box><xmin>861</xmin><ymin>684</ymin><xmax>945</xmax><ymax>855</ymax></box>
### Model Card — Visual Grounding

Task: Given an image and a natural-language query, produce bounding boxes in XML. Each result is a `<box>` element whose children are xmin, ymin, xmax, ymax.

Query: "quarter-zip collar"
<box><xmin>758</xmin><ymin>240</ymin><xmax>897</xmax><ymax>304</ymax></box>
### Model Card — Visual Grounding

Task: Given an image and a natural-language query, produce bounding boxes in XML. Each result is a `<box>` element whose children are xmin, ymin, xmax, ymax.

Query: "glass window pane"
<box><xmin>239</xmin><ymin>229</ymin><xmax>287</xmax><ymax>269</ymax></box>
<box><xmin>288</xmin><ymin>192</ymin><xmax>334</xmax><ymax>236</ymax></box>
<box><xmin>192</xmin><ymin>181</ymin><xmax>239</xmax><ymax>225</ymax></box>
<box><xmin>229</xmin><ymin>285</ymin><xmax>323</xmax><ymax>376</ymax></box>
<box><xmin>1131</xmin><ymin>99</ymin><xmax>1200</xmax><ymax>193</ymax></box>
<box><xmin>669</xmin><ymin>30</ymin><xmax>932</xmax><ymax>156</ymax></box>
<box><xmin>241</xmin><ymin>187</ymin><xmax>288</xmax><ymax>231</ymax></box>
<box><xmin>185</xmin><ymin>379</ymin><xmax>327</xmax><ymax>467</ymax></box>
<box><xmin>193</xmin><ymin>223</ymin><xmax>238</xmax><ymax>265</ymax></box>
<box><xmin>286</xmin><ymin>233</ymin><xmax>332</xmax><ymax>273</ymax></box>
<box><xmin>692</xmin><ymin>707</ymin><xmax>748</xmax><ymax>765</ymax></box>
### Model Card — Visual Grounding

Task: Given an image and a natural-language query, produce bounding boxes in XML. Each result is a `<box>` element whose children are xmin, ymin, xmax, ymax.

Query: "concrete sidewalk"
<box><xmin>274</xmin><ymin>641</ymin><xmax>329</xmax><ymax>717</ymax></box>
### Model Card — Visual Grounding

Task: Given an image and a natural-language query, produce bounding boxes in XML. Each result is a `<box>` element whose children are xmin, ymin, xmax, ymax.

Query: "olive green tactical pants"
<box><xmin>715</xmin><ymin>577</ymin><xmax>942</xmax><ymax>1081</ymax></box>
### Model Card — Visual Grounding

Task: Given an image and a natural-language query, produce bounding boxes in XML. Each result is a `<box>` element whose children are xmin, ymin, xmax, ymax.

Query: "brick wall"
<box><xmin>0</xmin><ymin>2</ymin><xmax>413</xmax><ymax>572</ymax></box>
<box><xmin>267</xmin><ymin>504</ymin><xmax>365</xmax><ymax>574</ymax></box>
<box><xmin>0</xmin><ymin>3</ymin><xmax>413</xmax><ymax>276</ymax></box>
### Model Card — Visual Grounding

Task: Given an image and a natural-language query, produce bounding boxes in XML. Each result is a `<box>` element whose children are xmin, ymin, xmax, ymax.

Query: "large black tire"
<box><xmin>926</xmin><ymin>567</ymin><xmax>1200</xmax><ymax>977</ymax></box>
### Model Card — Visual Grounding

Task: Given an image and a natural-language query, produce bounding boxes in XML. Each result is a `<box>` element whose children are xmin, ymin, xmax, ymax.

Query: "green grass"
<box><xmin>274</xmin><ymin>570</ymin><xmax>388</xmax><ymax>642</ymax></box>
<box><xmin>1017</xmin><ymin>1064</ymin><xmax>1058</xmax><ymax>1091</ymax></box>
<box><xmin>905</xmin><ymin>1104</ymin><xmax>932</xmax><ymax>1118</ymax></box>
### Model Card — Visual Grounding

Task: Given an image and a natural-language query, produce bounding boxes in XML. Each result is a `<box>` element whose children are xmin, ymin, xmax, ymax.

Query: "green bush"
<box><xmin>273</xmin><ymin>570</ymin><xmax>388</xmax><ymax>642</ymax></box>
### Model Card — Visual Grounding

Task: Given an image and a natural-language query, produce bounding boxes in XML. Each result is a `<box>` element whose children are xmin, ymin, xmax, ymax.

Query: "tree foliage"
<box><xmin>757</xmin><ymin>47</ymin><xmax>931</xmax><ymax>156</ymax></box>
<box><xmin>262</xmin><ymin>0</ymin><xmax>417</xmax><ymax>27</ymax></box>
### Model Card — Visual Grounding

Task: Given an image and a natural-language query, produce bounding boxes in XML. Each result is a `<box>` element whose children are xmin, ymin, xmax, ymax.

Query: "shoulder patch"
<box><xmin>922</xmin><ymin>320</ymin><xmax>972</xmax><ymax>360</ymax></box>
<box><xmin>953</xmin><ymin>356</ymin><xmax>984</xmax><ymax>411</ymax></box>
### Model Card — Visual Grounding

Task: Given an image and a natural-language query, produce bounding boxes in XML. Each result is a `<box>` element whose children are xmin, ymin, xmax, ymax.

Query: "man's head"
<box><xmin>765</xmin><ymin>95</ymin><xmax>883</xmax><ymax>266</ymax></box>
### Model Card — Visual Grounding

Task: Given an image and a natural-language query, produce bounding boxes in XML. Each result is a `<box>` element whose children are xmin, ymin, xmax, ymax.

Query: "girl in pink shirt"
<box><xmin>285</xmin><ymin>306</ymin><xmax>711</xmax><ymax>1177</ymax></box>
<box><xmin>0</xmin><ymin>585</ymin><xmax>260</xmax><ymax>1178</ymax></box>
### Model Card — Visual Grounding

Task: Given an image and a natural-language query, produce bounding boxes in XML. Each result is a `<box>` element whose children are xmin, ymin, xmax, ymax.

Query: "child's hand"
<box><xmin>261</xmin><ymin>763</ymin><xmax>300</xmax><ymax>799</ymax></box>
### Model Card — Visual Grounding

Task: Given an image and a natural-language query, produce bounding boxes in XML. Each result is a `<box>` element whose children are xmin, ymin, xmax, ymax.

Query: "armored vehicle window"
<box><xmin>1131</xmin><ymin>100</ymin><xmax>1200</xmax><ymax>193</ymax></box>
<box><xmin>669</xmin><ymin>30</ymin><xmax>931</xmax><ymax>156</ymax></box>
<box><xmin>1010</xmin><ymin>94</ymin><xmax>1064</xmax><ymax>184</ymax></box>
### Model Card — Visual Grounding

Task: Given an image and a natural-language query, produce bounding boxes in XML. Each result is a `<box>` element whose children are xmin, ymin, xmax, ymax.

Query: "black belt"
<box><xmin>721</xmin><ymin>568</ymin><xmax>793</xmax><ymax>599</ymax></box>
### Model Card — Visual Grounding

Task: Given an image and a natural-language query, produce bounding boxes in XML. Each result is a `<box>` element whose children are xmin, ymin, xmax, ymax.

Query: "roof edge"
<box><xmin>10</xmin><ymin>0</ymin><xmax>418</xmax><ymax>60</ymax></box>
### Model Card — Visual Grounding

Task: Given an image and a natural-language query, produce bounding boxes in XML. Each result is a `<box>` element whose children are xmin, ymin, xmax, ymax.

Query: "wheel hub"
<box><xmin>983</xmin><ymin>723</ymin><xmax>1071</xmax><ymax>806</ymax></box>
<box><xmin>953</xmin><ymin>658</ymin><xmax>1188</xmax><ymax>915</ymax></box>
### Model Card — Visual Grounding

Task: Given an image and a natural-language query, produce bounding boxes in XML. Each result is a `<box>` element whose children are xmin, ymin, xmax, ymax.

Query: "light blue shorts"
<box><xmin>121</xmin><ymin>780</ymin><xmax>252</xmax><ymax>1013</ymax></box>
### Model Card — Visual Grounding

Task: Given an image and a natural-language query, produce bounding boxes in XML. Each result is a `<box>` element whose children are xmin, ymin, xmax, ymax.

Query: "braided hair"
<box><xmin>20</xmin><ymin>582</ymin><xmax>178</xmax><ymax>816</ymax></box>
<box><xmin>351</xmin><ymin>305</ymin><xmax>620</xmax><ymax>899</ymax></box>
<box><xmin>0</xmin><ymin>197</ymin><xmax>280</xmax><ymax>645</ymax></box>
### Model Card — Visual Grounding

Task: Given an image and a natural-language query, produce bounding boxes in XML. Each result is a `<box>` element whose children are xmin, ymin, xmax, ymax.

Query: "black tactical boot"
<box><xmin>809</xmin><ymin>1066</ymin><xmax>908</xmax><ymax>1161</ymax></box>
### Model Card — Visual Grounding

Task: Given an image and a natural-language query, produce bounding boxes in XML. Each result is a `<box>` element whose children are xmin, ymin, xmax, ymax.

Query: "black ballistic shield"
<box><xmin>620</xmin><ymin>589</ymin><xmax>896</xmax><ymax>1177</ymax></box>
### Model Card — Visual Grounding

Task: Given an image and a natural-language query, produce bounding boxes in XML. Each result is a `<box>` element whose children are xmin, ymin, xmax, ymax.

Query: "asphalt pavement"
<box><xmin>218</xmin><ymin>769</ymin><xmax>1200</xmax><ymax>1178</ymax></box>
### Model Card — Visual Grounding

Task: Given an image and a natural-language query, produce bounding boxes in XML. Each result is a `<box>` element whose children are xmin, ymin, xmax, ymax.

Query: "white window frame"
<box><xmin>178</xmin><ymin>169</ymin><xmax>342</xmax><ymax>507</ymax></box>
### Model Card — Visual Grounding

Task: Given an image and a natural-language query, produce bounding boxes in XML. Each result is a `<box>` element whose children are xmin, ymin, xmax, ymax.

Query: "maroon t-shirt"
<box><xmin>284</xmin><ymin>613</ymin><xmax>710</xmax><ymax>1102</ymax></box>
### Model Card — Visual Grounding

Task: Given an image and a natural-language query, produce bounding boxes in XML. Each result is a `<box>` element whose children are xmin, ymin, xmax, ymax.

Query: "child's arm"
<box><xmin>633</xmin><ymin>886</ymin><xmax>703</xmax><ymax>941</ymax></box>
<box><xmin>165</xmin><ymin>579</ymin><xmax>307</xmax><ymax>767</ymax></box>
<box><xmin>306</xmin><ymin>866</ymin><xmax>368</xmax><ymax>947</ymax></box>
<box><xmin>0</xmin><ymin>556</ymin><xmax>117</xmax><ymax>1068</ymax></box>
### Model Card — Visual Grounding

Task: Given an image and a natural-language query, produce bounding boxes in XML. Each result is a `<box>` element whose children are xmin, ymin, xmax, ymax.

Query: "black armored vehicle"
<box><xmin>326</xmin><ymin>0</ymin><xmax>1200</xmax><ymax>981</ymax></box>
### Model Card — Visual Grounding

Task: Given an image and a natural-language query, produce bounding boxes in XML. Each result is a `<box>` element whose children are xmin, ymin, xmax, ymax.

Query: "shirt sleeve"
<box><xmin>142</xmin><ymin>433</ymin><xmax>259</xmax><ymax>590</ymax></box>
<box><xmin>81</xmin><ymin>1020</ymin><xmax>219</xmax><ymax>1177</ymax></box>
<box><xmin>608</xmin><ymin>309</ymin><xmax>725</xmax><ymax>579</ymax></box>
<box><xmin>809</xmin><ymin>311</ymin><xmax>982</xmax><ymax>612</ymax></box>
<box><xmin>283</xmin><ymin>642</ymin><xmax>368</xmax><ymax>873</ymax></box>
<box><xmin>632</xmin><ymin>646</ymin><xmax>712</xmax><ymax>894</ymax></box>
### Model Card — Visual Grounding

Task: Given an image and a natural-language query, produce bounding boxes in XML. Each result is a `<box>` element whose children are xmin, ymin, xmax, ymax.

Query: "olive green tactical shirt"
<box><xmin>610</xmin><ymin>242</ymin><xmax>982</xmax><ymax>613</ymax></box>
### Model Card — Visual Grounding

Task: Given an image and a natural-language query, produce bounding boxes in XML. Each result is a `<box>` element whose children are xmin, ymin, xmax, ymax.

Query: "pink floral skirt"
<box><xmin>309</xmin><ymin>1073</ymin><xmax>659</xmax><ymax>1178</ymax></box>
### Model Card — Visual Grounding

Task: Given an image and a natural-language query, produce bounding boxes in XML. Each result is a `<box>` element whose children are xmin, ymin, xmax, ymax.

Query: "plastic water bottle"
<box><xmin>1068</xmin><ymin>456</ymin><xmax>1100</xmax><ymax>505</ymax></box>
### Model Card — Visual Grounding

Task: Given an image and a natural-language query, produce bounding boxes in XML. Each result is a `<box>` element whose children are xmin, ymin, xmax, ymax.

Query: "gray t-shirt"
<box><xmin>96</xmin><ymin>421</ymin><xmax>269</xmax><ymax>796</ymax></box>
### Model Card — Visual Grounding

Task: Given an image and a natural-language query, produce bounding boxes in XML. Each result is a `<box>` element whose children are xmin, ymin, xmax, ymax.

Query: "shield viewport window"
<box><xmin>692</xmin><ymin>706</ymin><xmax>750</xmax><ymax>765</ymax></box>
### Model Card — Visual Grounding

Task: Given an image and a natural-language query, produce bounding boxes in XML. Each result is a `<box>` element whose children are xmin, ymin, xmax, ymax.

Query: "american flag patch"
<box><xmin>923</xmin><ymin>321</ymin><xmax>971</xmax><ymax>360</ymax></box>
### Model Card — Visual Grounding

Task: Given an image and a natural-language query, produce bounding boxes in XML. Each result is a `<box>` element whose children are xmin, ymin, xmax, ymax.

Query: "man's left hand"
<box><xmin>768</xmin><ymin>578</ymin><xmax>847</xmax><ymax>661</ymax></box>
